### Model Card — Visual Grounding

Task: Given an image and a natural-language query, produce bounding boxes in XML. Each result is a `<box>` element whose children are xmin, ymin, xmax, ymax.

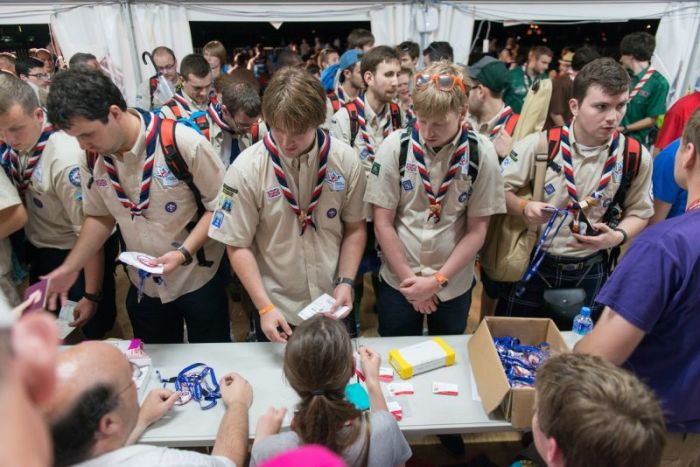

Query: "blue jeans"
<box><xmin>376</xmin><ymin>276</ymin><xmax>473</xmax><ymax>336</ymax></box>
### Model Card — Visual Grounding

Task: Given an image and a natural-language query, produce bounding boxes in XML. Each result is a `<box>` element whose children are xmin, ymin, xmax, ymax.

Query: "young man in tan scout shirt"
<box><xmin>0</xmin><ymin>73</ymin><xmax>116</xmax><ymax>338</ymax></box>
<box><xmin>159</xmin><ymin>54</ymin><xmax>227</xmax><ymax>156</ymax></box>
<box><xmin>209</xmin><ymin>67</ymin><xmax>367</xmax><ymax>343</ymax></box>
<box><xmin>365</xmin><ymin>61</ymin><xmax>506</xmax><ymax>336</ymax></box>
<box><xmin>0</xmin><ymin>168</ymin><xmax>26</xmax><ymax>306</ymax></box>
<box><xmin>496</xmin><ymin>58</ymin><xmax>653</xmax><ymax>319</ymax></box>
<box><xmin>135</xmin><ymin>46</ymin><xmax>183</xmax><ymax>111</ymax></box>
<box><xmin>43</xmin><ymin>68</ymin><xmax>230</xmax><ymax>343</ymax></box>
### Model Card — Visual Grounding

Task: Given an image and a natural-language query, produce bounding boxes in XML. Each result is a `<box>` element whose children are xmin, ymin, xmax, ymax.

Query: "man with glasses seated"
<box><xmin>135</xmin><ymin>46</ymin><xmax>183</xmax><ymax>111</ymax></box>
<box><xmin>15</xmin><ymin>56</ymin><xmax>52</xmax><ymax>106</ymax></box>
<box><xmin>45</xmin><ymin>341</ymin><xmax>253</xmax><ymax>467</ymax></box>
<box><xmin>365</xmin><ymin>61</ymin><xmax>505</xmax><ymax>336</ymax></box>
<box><xmin>215</xmin><ymin>78</ymin><xmax>267</xmax><ymax>169</ymax></box>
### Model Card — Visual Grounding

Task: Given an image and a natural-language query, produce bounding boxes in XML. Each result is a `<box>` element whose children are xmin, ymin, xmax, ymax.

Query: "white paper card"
<box><xmin>118</xmin><ymin>252</ymin><xmax>164</xmax><ymax>274</ymax></box>
<box><xmin>298</xmin><ymin>293</ymin><xmax>348</xmax><ymax>320</ymax></box>
<box><xmin>56</xmin><ymin>300</ymin><xmax>77</xmax><ymax>340</ymax></box>
<box><xmin>432</xmin><ymin>382</ymin><xmax>459</xmax><ymax>396</ymax></box>
<box><xmin>388</xmin><ymin>382</ymin><xmax>414</xmax><ymax>396</ymax></box>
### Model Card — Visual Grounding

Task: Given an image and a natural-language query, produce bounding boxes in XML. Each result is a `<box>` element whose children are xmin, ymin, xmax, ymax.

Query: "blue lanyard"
<box><xmin>157</xmin><ymin>363</ymin><xmax>221</xmax><ymax>410</ymax></box>
<box><xmin>516</xmin><ymin>209</ymin><xmax>569</xmax><ymax>297</ymax></box>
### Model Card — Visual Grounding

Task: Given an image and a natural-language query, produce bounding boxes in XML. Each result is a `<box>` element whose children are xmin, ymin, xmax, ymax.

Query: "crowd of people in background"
<box><xmin>0</xmin><ymin>23</ymin><xmax>699</xmax><ymax>467</ymax></box>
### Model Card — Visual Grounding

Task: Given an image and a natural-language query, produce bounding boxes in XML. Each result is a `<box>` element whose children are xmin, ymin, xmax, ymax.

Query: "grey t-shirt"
<box><xmin>250</xmin><ymin>410</ymin><xmax>412</xmax><ymax>467</ymax></box>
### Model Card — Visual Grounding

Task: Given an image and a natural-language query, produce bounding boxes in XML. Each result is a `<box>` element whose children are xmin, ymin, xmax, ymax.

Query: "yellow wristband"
<box><xmin>259</xmin><ymin>304</ymin><xmax>275</xmax><ymax>316</ymax></box>
<box><xmin>519</xmin><ymin>199</ymin><xmax>528</xmax><ymax>216</ymax></box>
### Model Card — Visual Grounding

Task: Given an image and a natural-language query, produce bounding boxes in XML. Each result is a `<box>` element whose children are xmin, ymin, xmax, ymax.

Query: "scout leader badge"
<box><xmin>264</xmin><ymin>128</ymin><xmax>331</xmax><ymax>235</ymax></box>
<box><xmin>559</xmin><ymin>122</ymin><xmax>620</xmax><ymax>236</ymax></box>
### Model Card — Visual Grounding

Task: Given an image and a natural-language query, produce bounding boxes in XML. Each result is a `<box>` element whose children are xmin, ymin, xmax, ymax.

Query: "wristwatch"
<box><xmin>334</xmin><ymin>277</ymin><xmax>354</xmax><ymax>287</ymax></box>
<box><xmin>83</xmin><ymin>292</ymin><xmax>103</xmax><ymax>303</ymax></box>
<box><xmin>171</xmin><ymin>242</ymin><xmax>193</xmax><ymax>266</ymax></box>
<box><xmin>433</xmin><ymin>272</ymin><xmax>449</xmax><ymax>288</ymax></box>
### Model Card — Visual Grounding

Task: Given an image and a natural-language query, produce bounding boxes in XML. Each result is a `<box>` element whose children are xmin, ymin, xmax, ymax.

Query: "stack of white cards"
<box><xmin>298</xmin><ymin>293</ymin><xmax>348</xmax><ymax>320</ymax></box>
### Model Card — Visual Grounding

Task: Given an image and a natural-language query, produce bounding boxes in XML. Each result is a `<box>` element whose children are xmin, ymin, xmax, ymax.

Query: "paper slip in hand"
<box><xmin>353</xmin><ymin>352</ymin><xmax>365</xmax><ymax>381</ymax></box>
<box><xmin>388</xmin><ymin>382</ymin><xmax>414</xmax><ymax>396</ymax></box>
<box><xmin>298</xmin><ymin>293</ymin><xmax>348</xmax><ymax>320</ymax></box>
<box><xmin>118</xmin><ymin>252</ymin><xmax>164</xmax><ymax>274</ymax></box>
<box><xmin>379</xmin><ymin>367</ymin><xmax>394</xmax><ymax>383</ymax></box>
<box><xmin>387</xmin><ymin>401</ymin><xmax>403</xmax><ymax>421</ymax></box>
<box><xmin>432</xmin><ymin>382</ymin><xmax>459</xmax><ymax>396</ymax></box>
<box><xmin>56</xmin><ymin>300</ymin><xmax>78</xmax><ymax>340</ymax></box>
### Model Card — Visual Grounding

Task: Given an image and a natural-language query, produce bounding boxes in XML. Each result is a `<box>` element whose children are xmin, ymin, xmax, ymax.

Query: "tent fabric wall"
<box><xmin>654</xmin><ymin>3</ymin><xmax>700</xmax><ymax>101</ymax></box>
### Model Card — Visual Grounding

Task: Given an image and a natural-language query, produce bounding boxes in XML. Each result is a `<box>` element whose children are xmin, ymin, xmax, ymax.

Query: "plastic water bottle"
<box><xmin>572</xmin><ymin>306</ymin><xmax>594</xmax><ymax>337</ymax></box>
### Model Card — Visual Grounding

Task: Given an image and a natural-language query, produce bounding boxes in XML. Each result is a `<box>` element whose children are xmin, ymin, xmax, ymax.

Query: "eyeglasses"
<box><xmin>414</xmin><ymin>73</ymin><xmax>465</xmax><ymax>92</ymax></box>
<box><xmin>157</xmin><ymin>63</ymin><xmax>176</xmax><ymax>73</ymax></box>
<box><xmin>28</xmin><ymin>72</ymin><xmax>52</xmax><ymax>80</ymax></box>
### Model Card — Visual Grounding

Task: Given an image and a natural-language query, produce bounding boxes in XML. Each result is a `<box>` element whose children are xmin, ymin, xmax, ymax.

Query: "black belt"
<box><xmin>543</xmin><ymin>252</ymin><xmax>605</xmax><ymax>272</ymax></box>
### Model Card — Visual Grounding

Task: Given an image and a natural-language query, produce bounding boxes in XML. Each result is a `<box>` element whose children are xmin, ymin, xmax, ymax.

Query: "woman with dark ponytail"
<box><xmin>250</xmin><ymin>316</ymin><xmax>412</xmax><ymax>466</ymax></box>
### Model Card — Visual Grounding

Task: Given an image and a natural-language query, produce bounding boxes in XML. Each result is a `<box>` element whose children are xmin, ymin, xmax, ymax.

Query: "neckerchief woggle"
<box><xmin>515</xmin><ymin>208</ymin><xmax>569</xmax><ymax>297</ymax></box>
<box><xmin>264</xmin><ymin>128</ymin><xmax>330</xmax><ymax>235</ymax></box>
<box><xmin>157</xmin><ymin>363</ymin><xmax>221</xmax><ymax>410</ymax></box>
<box><xmin>1</xmin><ymin>114</ymin><xmax>54</xmax><ymax>196</ymax></box>
<box><xmin>411</xmin><ymin>123</ymin><xmax>470</xmax><ymax>223</ymax></box>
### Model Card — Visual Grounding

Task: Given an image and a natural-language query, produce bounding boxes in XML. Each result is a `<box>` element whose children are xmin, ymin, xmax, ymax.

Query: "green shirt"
<box><xmin>503</xmin><ymin>66</ymin><xmax>548</xmax><ymax>114</ymax></box>
<box><xmin>622</xmin><ymin>67</ymin><xmax>669</xmax><ymax>146</ymax></box>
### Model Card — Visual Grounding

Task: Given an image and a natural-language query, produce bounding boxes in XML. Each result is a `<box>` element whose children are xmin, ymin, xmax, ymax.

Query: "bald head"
<box><xmin>46</xmin><ymin>342</ymin><xmax>139</xmax><ymax>467</ymax></box>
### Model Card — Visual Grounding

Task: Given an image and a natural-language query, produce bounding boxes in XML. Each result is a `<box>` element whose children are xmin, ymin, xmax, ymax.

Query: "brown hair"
<box><xmin>530</xmin><ymin>45</ymin><xmax>554</xmax><ymax>59</ymax></box>
<box><xmin>412</xmin><ymin>61</ymin><xmax>469</xmax><ymax>118</ymax></box>
<box><xmin>397</xmin><ymin>41</ymin><xmax>420</xmax><ymax>60</ymax></box>
<box><xmin>360</xmin><ymin>45</ymin><xmax>400</xmax><ymax>78</ymax></box>
<box><xmin>0</xmin><ymin>72</ymin><xmax>39</xmax><ymax>115</ymax></box>
<box><xmin>536</xmin><ymin>353</ymin><xmax>665</xmax><ymax>467</ymax></box>
<box><xmin>572</xmin><ymin>57</ymin><xmax>630</xmax><ymax>103</ymax></box>
<box><xmin>180</xmin><ymin>54</ymin><xmax>210</xmax><ymax>80</ymax></box>
<box><xmin>682</xmin><ymin>107</ymin><xmax>700</xmax><ymax>155</ymax></box>
<box><xmin>347</xmin><ymin>28</ymin><xmax>374</xmax><ymax>50</ymax></box>
<box><xmin>262</xmin><ymin>66</ymin><xmax>326</xmax><ymax>133</ymax></box>
<box><xmin>318</xmin><ymin>48</ymin><xmax>339</xmax><ymax>68</ymax></box>
<box><xmin>203</xmin><ymin>40</ymin><xmax>228</xmax><ymax>68</ymax></box>
<box><xmin>222</xmin><ymin>80</ymin><xmax>261</xmax><ymax>118</ymax></box>
<box><xmin>284</xmin><ymin>316</ymin><xmax>363</xmax><ymax>456</ymax></box>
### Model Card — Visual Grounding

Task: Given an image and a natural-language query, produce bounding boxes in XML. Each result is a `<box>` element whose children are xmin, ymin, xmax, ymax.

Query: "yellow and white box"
<box><xmin>388</xmin><ymin>337</ymin><xmax>456</xmax><ymax>380</ymax></box>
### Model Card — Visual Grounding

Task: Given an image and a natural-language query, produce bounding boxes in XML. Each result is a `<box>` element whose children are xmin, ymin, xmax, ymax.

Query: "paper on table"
<box><xmin>118</xmin><ymin>252</ymin><xmax>164</xmax><ymax>274</ymax></box>
<box><xmin>298</xmin><ymin>293</ymin><xmax>348</xmax><ymax>320</ymax></box>
<box><xmin>56</xmin><ymin>300</ymin><xmax>77</xmax><ymax>340</ymax></box>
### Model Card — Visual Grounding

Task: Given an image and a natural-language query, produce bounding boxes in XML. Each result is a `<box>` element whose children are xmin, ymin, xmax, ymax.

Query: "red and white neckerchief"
<box><xmin>207</xmin><ymin>95</ymin><xmax>233</xmax><ymax>133</ymax></box>
<box><xmin>101</xmin><ymin>110</ymin><xmax>161</xmax><ymax>219</ymax></box>
<box><xmin>354</xmin><ymin>97</ymin><xmax>392</xmax><ymax>163</ymax></box>
<box><xmin>629</xmin><ymin>67</ymin><xmax>656</xmax><ymax>101</ymax></box>
<box><xmin>411</xmin><ymin>124</ymin><xmax>470</xmax><ymax>223</ymax></box>
<box><xmin>560</xmin><ymin>122</ymin><xmax>621</xmax><ymax>212</ymax></box>
<box><xmin>2</xmin><ymin>116</ymin><xmax>54</xmax><ymax>196</ymax></box>
<box><xmin>264</xmin><ymin>129</ymin><xmax>331</xmax><ymax>235</ymax></box>
<box><xmin>489</xmin><ymin>106</ymin><xmax>514</xmax><ymax>139</ymax></box>
<box><xmin>686</xmin><ymin>198</ymin><xmax>700</xmax><ymax>213</ymax></box>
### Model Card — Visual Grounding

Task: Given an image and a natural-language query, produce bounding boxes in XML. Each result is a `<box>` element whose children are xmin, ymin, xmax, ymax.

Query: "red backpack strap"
<box><xmin>165</xmin><ymin>100</ymin><xmax>183</xmax><ymax>119</ymax></box>
<box><xmin>389</xmin><ymin>102</ymin><xmax>402</xmax><ymax>130</ymax></box>
<box><xmin>623</xmin><ymin>135</ymin><xmax>642</xmax><ymax>178</ymax></box>
<box><xmin>327</xmin><ymin>90</ymin><xmax>340</xmax><ymax>112</ymax></box>
<box><xmin>547</xmin><ymin>126</ymin><xmax>563</xmax><ymax>162</ymax></box>
<box><xmin>193</xmin><ymin>113</ymin><xmax>210</xmax><ymax>141</ymax></box>
<box><xmin>504</xmin><ymin>113</ymin><xmax>519</xmax><ymax>136</ymax></box>
<box><xmin>251</xmin><ymin>122</ymin><xmax>259</xmax><ymax>142</ymax></box>
<box><xmin>149</xmin><ymin>76</ymin><xmax>158</xmax><ymax>105</ymax></box>
<box><xmin>345</xmin><ymin>101</ymin><xmax>359</xmax><ymax>147</ymax></box>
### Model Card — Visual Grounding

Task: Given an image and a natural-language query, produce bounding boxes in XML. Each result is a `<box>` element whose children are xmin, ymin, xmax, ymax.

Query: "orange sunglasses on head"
<box><xmin>414</xmin><ymin>73</ymin><xmax>466</xmax><ymax>92</ymax></box>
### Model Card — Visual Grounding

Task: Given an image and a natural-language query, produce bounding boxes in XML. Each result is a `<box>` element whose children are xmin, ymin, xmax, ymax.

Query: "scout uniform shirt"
<box><xmin>620</xmin><ymin>66</ymin><xmax>669</xmax><ymax>146</ymax></box>
<box><xmin>330</xmin><ymin>95</ymin><xmax>405</xmax><ymax>176</ymax></box>
<box><xmin>364</xmin><ymin>128</ymin><xmax>506</xmax><ymax>301</ymax></box>
<box><xmin>0</xmin><ymin>169</ymin><xmax>21</xmax><ymax>305</ymax></box>
<box><xmin>219</xmin><ymin>120</ymin><xmax>268</xmax><ymax>169</ymax></box>
<box><xmin>468</xmin><ymin>105</ymin><xmax>518</xmax><ymax>140</ymax></box>
<box><xmin>208</xmin><ymin>133</ymin><xmax>366</xmax><ymax>326</ymax></box>
<box><xmin>503</xmin><ymin>66</ymin><xmax>547</xmax><ymax>114</ymax></box>
<box><xmin>501</xmin><ymin>124</ymin><xmax>653</xmax><ymax>258</ymax></box>
<box><xmin>81</xmin><ymin>109</ymin><xmax>225</xmax><ymax>303</ymax></box>
<box><xmin>159</xmin><ymin>91</ymin><xmax>224</xmax><ymax>157</ymax></box>
<box><xmin>20</xmin><ymin>131</ymin><xmax>85</xmax><ymax>250</ymax></box>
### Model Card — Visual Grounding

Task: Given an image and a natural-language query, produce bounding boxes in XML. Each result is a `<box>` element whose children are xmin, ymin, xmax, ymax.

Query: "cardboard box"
<box><xmin>468</xmin><ymin>317</ymin><xmax>569</xmax><ymax>429</ymax></box>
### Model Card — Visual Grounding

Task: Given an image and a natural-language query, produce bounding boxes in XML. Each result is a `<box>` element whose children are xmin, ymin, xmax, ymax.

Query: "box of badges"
<box><xmin>468</xmin><ymin>317</ymin><xmax>569</xmax><ymax>429</ymax></box>
<box><xmin>388</xmin><ymin>337</ymin><xmax>456</xmax><ymax>380</ymax></box>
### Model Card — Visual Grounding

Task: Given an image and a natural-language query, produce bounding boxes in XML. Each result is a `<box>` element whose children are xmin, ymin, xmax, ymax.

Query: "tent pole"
<box><xmin>124</xmin><ymin>0</ymin><xmax>143</xmax><ymax>88</ymax></box>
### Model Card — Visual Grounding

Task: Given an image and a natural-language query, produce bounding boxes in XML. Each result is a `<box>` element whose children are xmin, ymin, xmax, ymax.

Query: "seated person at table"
<box><xmin>532</xmin><ymin>353</ymin><xmax>665</xmax><ymax>467</ymax></box>
<box><xmin>250</xmin><ymin>316</ymin><xmax>412</xmax><ymax>466</ymax></box>
<box><xmin>44</xmin><ymin>341</ymin><xmax>253</xmax><ymax>467</ymax></box>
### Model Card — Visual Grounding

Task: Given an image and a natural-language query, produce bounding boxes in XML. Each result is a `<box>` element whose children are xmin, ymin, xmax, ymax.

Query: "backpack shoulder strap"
<box><xmin>328</xmin><ymin>90</ymin><xmax>341</xmax><ymax>112</ymax></box>
<box><xmin>389</xmin><ymin>102</ymin><xmax>402</xmax><ymax>129</ymax></box>
<box><xmin>165</xmin><ymin>100</ymin><xmax>183</xmax><ymax>120</ymax></box>
<box><xmin>546</xmin><ymin>126</ymin><xmax>562</xmax><ymax>162</ymax></box>
<box><xmin>532</xmin><ymin>131</ymin><xmax>550</xmax><ymax>204</ymax></box>
<box><xmin>467</xmin><ymin>131</ymin><xmax>480</xmax><ymax>182</ymax></box>
<box><xmin>504</xmin><ymin>113</ymin><xmax>519</xmax><ymax>136</ymax></box>
<box><xmin>85</xmin><ymin>150</ymin><xmax>100</xmax><ymax>189</ymax></box>
<box><xmin>251</xmin><ymin>122</ymin><xmax>260</xmax><ymax>143</ymax></box>
<box><xmin>398</xmin><ymin>126</ymin><xmax>411</xmax><ymax>182</ymax></box>
<box><xmin>345</xmin><ymin>101</ymin><xmax>359</xmax><ymax>147</ymax></box>
<box><xmin>158</xmin><ymin>119</ymin><xmax>213</xmax><ymax>268</ymax></box>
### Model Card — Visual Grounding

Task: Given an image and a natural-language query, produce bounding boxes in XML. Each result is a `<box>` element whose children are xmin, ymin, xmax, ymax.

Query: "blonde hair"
<box><xmin>536</xmin><ymin>353</ymin><xmax>665</xmax><ymax>467</ymax></box>
<box><xmin>203</xmin><ymin>40</ymin><xmax>227</xmax><ymax>68</ymax></box>
<box><xmin>412</xmin><ymin>60</ymin><xmax>469</xmax><ymax>118</ymax></box>
<box><xmin>262</xmin><ymin>67</ymin><xmax>326</xmax><ymax>133</ymax></box>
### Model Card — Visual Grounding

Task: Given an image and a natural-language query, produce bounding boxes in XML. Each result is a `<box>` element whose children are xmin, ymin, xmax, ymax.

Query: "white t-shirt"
<box><xmin>71</xmin><ymin>444</ymin><xmax>236</xmax><ymax>467</ymax></box>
